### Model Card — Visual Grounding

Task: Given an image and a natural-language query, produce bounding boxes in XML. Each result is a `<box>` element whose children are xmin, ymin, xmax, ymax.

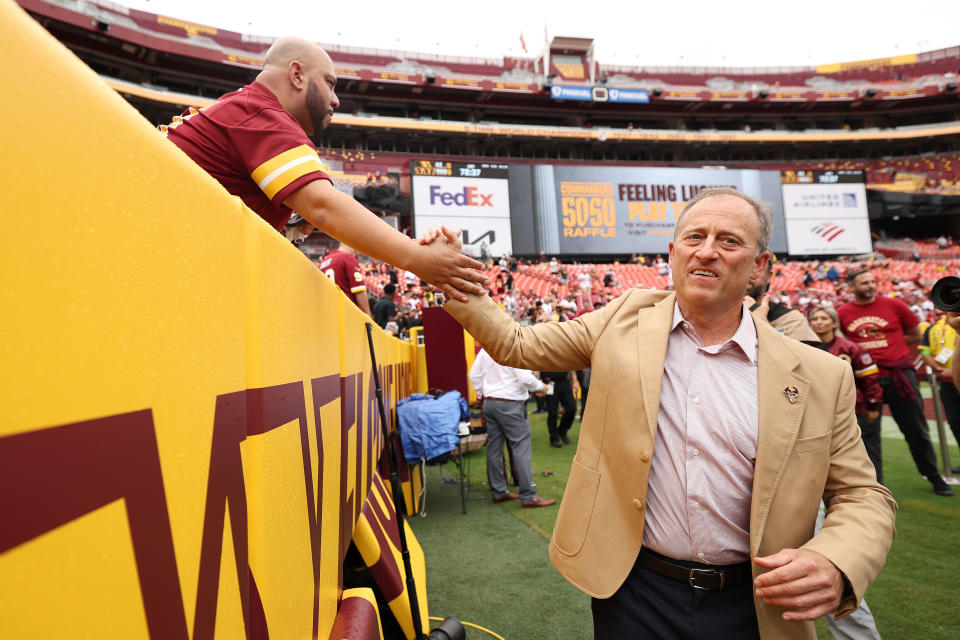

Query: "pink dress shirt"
<box><xmin>642</xmin><ymin>303</ymin><xmax>759</xmax><ymax>565</ymax></box>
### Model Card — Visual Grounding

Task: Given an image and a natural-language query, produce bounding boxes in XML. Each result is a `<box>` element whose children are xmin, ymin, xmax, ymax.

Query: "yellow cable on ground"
<box><xmin>429</xmin><ymin>615</ymin><xmax>507</xmax><ymax>640</ymax></box>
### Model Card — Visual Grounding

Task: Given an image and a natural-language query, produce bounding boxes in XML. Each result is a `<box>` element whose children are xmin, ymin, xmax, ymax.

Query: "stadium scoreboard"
<box><xmin>411</xmin><ymin>161</ymin><xmax>513</xmax><ymax>258</ymax></box>
<box><xmin>411</xmin><ymin>160</ymin><xmax>508</xmax><ymax>179</ymax></box>
<box><xmin>411</xmin><ymin>162</ymin><xmax>871</xmax><ymax>258</ymax></box>
<box><xmin>780</xmin><ymin>170</ymin><xmax>872</xmax><ymax>256</ymax></box>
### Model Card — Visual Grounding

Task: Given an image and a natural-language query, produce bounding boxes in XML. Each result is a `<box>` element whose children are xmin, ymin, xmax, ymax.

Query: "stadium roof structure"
<box><xmin>19</xmin><ymin>0</ymin><xmax>960</xmax><ymax>163</ymax></box>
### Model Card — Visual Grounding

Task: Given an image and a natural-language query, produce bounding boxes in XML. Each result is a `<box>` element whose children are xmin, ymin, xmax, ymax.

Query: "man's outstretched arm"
<box><xmin>286</xmin><ymin>180</ymin><xmax>488</xmax><ymax>301</ymax></box>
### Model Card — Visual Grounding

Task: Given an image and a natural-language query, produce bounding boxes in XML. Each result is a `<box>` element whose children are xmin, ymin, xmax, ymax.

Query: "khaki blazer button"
<box><xmin>633</xmin><ymin>498</ymin><xmax>644</xmax><ymax>511</ymax></box>
<box><xmin>638</xmin><ymin>451</ymin><xmax>651</xmax><ymax>463</ymax></box>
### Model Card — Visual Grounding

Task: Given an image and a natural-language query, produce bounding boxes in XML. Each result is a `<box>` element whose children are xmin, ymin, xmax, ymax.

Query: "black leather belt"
<box><xmin>639</xmin><ymin>549</ymin><xmax>752</xmax><ymax>591</ymax></box>
<box><xmin>484</xmin><ymin>396</ymin><xmax>522</xmax><ymax>403</ymax></box>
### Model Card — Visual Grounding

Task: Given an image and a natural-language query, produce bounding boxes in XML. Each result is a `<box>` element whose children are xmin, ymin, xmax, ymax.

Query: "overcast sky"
<box><xmin>117</xmin><ymin>0</ymin><xmax>960</xmax><ymax>68</ymax></box>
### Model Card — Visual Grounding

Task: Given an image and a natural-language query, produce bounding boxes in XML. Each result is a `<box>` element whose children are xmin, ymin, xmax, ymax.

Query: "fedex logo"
<box><xmin>429</xmin><ymin>185</ymin><xmax>494</xmax><ymax>207</ymax></box>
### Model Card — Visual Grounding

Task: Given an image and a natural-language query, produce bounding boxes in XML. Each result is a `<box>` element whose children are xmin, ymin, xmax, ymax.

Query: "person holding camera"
<box><xmin>951</xmin><ymin>314</ymin><xmax>960</xmax><ymax>389</ymax></box>
<box><xmin>921</xmin><ymin>311</ymin><xmax>960</xmax><ymax>473</ymax></box>
<box><xmin>837</xmin><ymin>270</ymin><xmax>953</xmax><ymax>496</ymax></box>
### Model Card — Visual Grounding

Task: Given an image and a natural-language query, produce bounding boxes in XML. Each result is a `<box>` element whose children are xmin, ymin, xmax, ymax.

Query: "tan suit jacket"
<box><xmin>445</xmin><ymin>289</ymin><xmax>896</xmax><ymax>640</ymax></box>
<box><xmin>768</xmin><ymin>307</ymin><xmax>821</xmax><ymax>344</ymax></box>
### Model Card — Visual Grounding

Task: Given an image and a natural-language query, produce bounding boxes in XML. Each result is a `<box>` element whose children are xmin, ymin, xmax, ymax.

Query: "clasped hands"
<box><xmin>414</xmin><ymin>226</ymin><xmax>487</xmax><ymax>302</ymax></box>
<box><xmin>754</xmin><ymin>548</ymin><xmax>846</xmax><ymax>621</ymax></box>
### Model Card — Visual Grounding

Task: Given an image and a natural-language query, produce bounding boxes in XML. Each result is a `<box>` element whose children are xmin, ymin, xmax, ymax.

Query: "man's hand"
<box><xmin>754</xmin><ymin>548</ymin><xmax>845</xmax><ymax>621</ymax></box>
<box><xmin>412</xmin><ymin>226</ymin><xmax>484</xmax><ymax>302</ymax></box>
<box><xmin>418</xmin><ymin>225</ymin><xmax>462</xmax><ymax>251</ymax></box>
<box><xmin>285</xmin><ymin>182</ymin><xmax>487</xmax><ymax>302</ymax></box>
<box><xmin>866</xmin><ymin>409</ymin><xmax>880</xmax><ymax>423</ymax></box>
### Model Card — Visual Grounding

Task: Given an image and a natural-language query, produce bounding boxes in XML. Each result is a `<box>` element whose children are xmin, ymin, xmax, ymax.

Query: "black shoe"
<box><xmin>560</xmin><ymin>434</ymin><xmax>571</xmax><ymax>444</ymax></box>
<box><xmin>550</xmin><ymin>439</ymin><xmax>562</xmax><ymax>448</ymax></box>
<box><xmin>929</xmin><ymin>475</ymin><xmax>955</xmax><ymax>497</ymax></box>
<box><xmin>951</xmin><ymin>466</ymin><xmax>960</xmax><ymax>475</ymax></box>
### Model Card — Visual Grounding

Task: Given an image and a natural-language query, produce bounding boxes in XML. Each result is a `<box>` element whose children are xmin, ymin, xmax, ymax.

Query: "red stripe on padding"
<box><xmin>329</xmin><ymin>589</ymin><xmax>382</xmax><ymax>640</ymax></box>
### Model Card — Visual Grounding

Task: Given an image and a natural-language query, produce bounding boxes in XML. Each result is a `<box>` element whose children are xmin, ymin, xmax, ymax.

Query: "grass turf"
<box><xmin>408</xmin><ymin>406</ymin><xmax>960</xmax><ymax>640</ymax></box>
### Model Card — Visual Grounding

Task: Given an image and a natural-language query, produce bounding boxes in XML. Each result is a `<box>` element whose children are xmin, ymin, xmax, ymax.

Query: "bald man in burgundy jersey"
<box><xmin>162</xmin><ymin>36</ymin><xmax>486</xmax><ymax>302</ymax></box>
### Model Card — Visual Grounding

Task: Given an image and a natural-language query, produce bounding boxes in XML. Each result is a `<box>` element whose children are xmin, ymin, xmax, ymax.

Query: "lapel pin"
<box><xmin>783</xmin><ymin>386</ymin><xmax>799</xmax><ymax>404</ymax></box>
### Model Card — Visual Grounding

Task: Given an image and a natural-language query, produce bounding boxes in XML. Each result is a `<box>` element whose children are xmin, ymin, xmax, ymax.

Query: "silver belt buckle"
<box><xmin>688</xmin><ymin>568</ymin><xmax>723</xmax><ymax>590</ymax></box>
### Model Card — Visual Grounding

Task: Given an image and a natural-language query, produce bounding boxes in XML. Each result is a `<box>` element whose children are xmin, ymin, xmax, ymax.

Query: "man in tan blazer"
<box><xmin>434</xmin><ymin>188</ymin><xmax>896</xmax><ymax>639</ymax></box>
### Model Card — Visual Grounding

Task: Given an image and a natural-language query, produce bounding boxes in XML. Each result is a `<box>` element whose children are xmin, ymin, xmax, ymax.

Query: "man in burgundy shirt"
<box><xmin>837</xmin><ymin>269</ymin><xmax>952</xmax><ymax>496</ymax></box>
<box><xmin>163</xmin><ymin>36</ymin><xmax>485</xmax><ymax>302</ymax></box>
<box><xmin>319</xmin><ymin>243</ymin><xmax>370</xmax><ymax>316</ymax></box>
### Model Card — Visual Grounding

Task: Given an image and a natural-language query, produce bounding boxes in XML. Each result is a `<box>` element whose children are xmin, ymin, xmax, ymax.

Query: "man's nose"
<box><xmin>694</xmin><ymin>237</ymin><xmax>720</xmax><ymax>260</ymax></box>
<box><xmin>330</xmin><ymin>91</ymin><xmax>340</xmax><ymax>110</ymax></box>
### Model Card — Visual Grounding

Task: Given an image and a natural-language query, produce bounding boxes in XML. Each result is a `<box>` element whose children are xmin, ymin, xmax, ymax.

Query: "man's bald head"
<box><xmin>263</xmin><ymin>36</ymin><xmax>329</xmax><ymax>71</ymax></box>
<box><xmin>257</xmin><ymin>37</ymin><xmax>339</xmax><ymax>136</ymax></box>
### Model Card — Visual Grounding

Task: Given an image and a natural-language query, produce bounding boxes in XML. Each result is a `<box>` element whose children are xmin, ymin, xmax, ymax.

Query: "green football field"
<box><xmin>408</xmin><ymin>407</ymin><xmax>960</xmax><ymax>640</ymax></box>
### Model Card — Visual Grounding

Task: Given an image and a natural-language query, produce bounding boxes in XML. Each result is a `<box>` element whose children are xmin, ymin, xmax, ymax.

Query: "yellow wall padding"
<box><xmin>0</xmin><ymin>2</ymin><xmax>419</xmax><ymax>638</ymax></box>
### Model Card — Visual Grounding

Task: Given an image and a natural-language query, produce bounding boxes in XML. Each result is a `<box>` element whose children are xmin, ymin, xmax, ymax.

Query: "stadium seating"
<box><xmin>359</xmin><ymin>256</ymin><xmax>959</xmax><ymax>323</ymax></box>
<box><xmin>20</xmin><ymin>0</ymin><xmax>960</xmax><ymax>104</ymax></box>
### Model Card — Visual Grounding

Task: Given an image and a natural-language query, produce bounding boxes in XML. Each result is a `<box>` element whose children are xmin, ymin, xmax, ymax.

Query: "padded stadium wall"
<box><xmin>0</xmin><ymin>1</ymin><xmax>427</xmax><ymax>638</ymax></box>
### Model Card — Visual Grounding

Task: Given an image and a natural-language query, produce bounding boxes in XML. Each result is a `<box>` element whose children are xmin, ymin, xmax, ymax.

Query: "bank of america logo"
<box><xmin>811</xmin><ymin>222</ymin><xmax>846</xmax><ymax>242</ymax></box>
<box><xmin>843</xmin><ymin>193</ymin><xmax>857</xmax><ymax>207</ymax></box>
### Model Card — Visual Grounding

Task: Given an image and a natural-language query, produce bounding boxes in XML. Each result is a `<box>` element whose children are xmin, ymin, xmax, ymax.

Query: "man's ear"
<box><xmin>752</xmin><ymin>251</ymin><xmax>771</xmax><ymax>280</ymax></box>
<box><xmin>288</xmin><ymin>60</ymin><xmax>306</xmax><ymax>90</ymax></box>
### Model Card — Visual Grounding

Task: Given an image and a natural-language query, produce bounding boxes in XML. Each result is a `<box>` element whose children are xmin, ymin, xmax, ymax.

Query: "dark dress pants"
<box><xmin>857</xmin><ymin>411</ymin><xmax>884</xmax><ymax>484</ymax></box>
<box><xmin>877</xmin><ymin>371</ymin><xmax>939</xmax><ymax>478</ymax></box>
<box><xmin>592</xmin><ymin>552</ymin><xmax>759</xmax><ymax>640</ymax></box>
<box><xmin>576</xmin><ymin>368</ymin><xmax>590</xmax><ymax>419</ymax></box>
<box><xmin>546</xmin><ymin>380</ymin><xmax>576</xmax><ymax>441</ymax></box>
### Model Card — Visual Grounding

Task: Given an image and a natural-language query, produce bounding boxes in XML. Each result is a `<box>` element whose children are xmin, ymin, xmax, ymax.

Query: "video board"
<box><xmin>780</xmin><ymin>171</ymin><xmax>872</xmax><ymax>255</ymax></box>
<box><xmin>508</xmin><ymin>165</ymin><xmax>787</xmax><ymax>256</ymax></box>
<box><xmin>411</xmin><ymin>160</ymin><xmax>513</xmax><ymax>258</ymax></box>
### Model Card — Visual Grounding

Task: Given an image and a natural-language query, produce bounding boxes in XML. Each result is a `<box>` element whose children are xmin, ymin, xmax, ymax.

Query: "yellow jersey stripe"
<box><xmin>854</xmin><ymin>364</ymin><xmax>879</xmax><ymax>377</ymax></box>
<box><xmin>250</xmin><ymin>144</ymin><xmax>318</xmax><ymax>185</ymax></box>
<box><xmin>350</xmin><ymin>285</ymin><xmax>367</xmax><ymax>293</ymax></box>
<box><xmin>260</xmin><ymin>156</ymin><xmax>326</xmax><ymax>200</ymax></box>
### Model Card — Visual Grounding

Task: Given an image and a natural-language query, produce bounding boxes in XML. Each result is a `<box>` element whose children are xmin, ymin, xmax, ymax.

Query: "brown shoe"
<box><xmin>522</xmin><ymin>496</ymin><xmax>556</xmax><ymax>508</ymax></box>
<box><xmin>493</xmin><ymin>492</ymin><xmax>520</xmax><ymax>503</ymax></box>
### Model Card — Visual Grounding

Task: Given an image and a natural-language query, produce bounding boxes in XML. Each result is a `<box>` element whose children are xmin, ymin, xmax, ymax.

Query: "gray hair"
<box><xmin>676</xmin><ymin>187</ymin><xmax>773</xmax><ymax>256</ymax></box>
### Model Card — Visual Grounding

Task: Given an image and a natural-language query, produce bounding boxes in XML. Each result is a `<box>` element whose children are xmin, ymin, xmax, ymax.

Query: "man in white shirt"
<box><xmin>469</xmin><ymin>349</ymin><xmax>556</xmax><ymax>508</ymax></box>
<box><xmin>577</xmin><ymin>271</ymin><xmax>592</xmax><ymax>292</ymax></box>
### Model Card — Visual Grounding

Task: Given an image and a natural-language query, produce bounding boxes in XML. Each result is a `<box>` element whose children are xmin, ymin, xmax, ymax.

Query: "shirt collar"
<box><xmin>671</xmin><ymin>301</ymin><xmax>758</xmax><ymax>364</ymax></box>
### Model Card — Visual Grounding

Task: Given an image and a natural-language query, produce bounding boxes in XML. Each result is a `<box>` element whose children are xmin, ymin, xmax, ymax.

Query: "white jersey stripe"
<box><xmin>257</xmin><ymin>155</ymin><xmax>320</xmax><ymax>191</ymax></box>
